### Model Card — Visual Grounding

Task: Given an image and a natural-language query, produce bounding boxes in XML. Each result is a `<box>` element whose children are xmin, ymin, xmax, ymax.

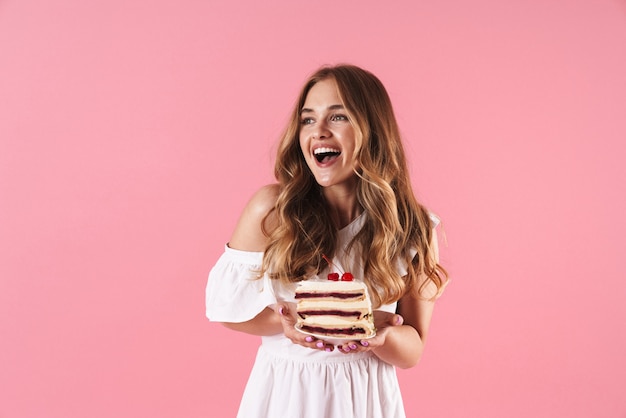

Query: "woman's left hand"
<box><xmin>336</xmin><ymin>310</ymin><xmax>404</xmax><ymax>354</ymax></box>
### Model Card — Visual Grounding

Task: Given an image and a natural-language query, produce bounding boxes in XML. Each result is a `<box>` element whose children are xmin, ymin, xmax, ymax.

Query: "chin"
<box><xmin>314</xmin><ymin>176</ymin><xmax>355</xmax><ymax>190</ymax></box>
<box><xmin>314</xmin><ymin>178</ymin><xmax>334</xmax><ymax>188</ymax></box>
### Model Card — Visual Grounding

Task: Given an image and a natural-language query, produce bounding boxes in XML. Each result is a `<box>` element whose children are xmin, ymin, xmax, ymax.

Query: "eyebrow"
<box><xmin>300</xmin><ymin>104</ymin><xmax>345</xmax><ymax>114</ymax></box>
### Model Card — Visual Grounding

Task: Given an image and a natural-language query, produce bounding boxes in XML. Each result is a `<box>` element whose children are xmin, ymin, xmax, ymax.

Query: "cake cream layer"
<box><xmin>295</xmin><ymin>280</ymin><xmax>368</xmax><ymax>301</ymax></box>
<box><xmin>296</xmin><ymin>300</ymin><xmax>370</xmax><ymax>320</ymax></box>
<box><xmin>296</xmin><ymin>281</ymin><xmax>367</xmax><ymax>292</ymax></box>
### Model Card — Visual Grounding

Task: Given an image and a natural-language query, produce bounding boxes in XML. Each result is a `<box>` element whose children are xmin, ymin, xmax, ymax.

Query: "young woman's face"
<box><xmin>299</xmin><ymin>78</ymin><xmax>358</xmax><ymax>189</ymax></box>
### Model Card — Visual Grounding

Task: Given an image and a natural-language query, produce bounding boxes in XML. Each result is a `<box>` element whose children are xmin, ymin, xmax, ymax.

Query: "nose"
<box><xmin>313</xmin><ymin>120</ymin><xmax>331</xmax><ymax>139</ymax></box>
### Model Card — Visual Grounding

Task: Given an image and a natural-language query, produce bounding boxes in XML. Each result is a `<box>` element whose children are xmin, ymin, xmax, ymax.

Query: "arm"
<box><xmin>371</xmin><ymin>228</ymin><xmax>441</xmax><ymax>368</ymax></box>
<box><xmin>369</xmin><ymin>286</ymin><xmax>435</xmax><ymax>369</ymax></box>
<box><xmin>222</xmin><ymin>306</ymin><xmax>283</xmax><ymax>336</ymax></box>
<box><xmin>218</xmin><ymin>184</ymin><xmax>283</xmax><ymax>336</ymax></box>
<box><xmin>337</xmin><ymin>228</ymin><xmax>442</xmax><ymax>368</ymax></box>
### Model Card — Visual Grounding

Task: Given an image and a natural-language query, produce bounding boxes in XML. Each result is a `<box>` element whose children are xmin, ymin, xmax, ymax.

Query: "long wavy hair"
<box><xmin>260</xmin><ymin>64</ymin><xmax>447</xmax><ymax>306</ymax></box>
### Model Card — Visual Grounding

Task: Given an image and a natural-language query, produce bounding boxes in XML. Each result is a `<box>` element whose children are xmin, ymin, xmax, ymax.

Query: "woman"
<box><xmin>206</xmin><ymin>64</ymin><xmax>448</xmax><ymax>417</ymax></box>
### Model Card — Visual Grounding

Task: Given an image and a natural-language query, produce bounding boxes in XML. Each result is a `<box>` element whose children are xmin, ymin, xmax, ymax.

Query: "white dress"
<box><xmin>206</xmin><ymin>213</ymin><xmax>425</xmax><ymax>418</ymax></box>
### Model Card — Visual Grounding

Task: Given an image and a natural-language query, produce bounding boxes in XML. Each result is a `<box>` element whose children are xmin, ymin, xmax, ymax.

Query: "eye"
<box><xmin>330</xmin><ymin>114</ymin><xmax>348</xmax><ymax>122</ymax></box>
<box><xmin>300</xmin><ymin>117</ymin><xmax>315</xmax><ymax>125</ymax></box>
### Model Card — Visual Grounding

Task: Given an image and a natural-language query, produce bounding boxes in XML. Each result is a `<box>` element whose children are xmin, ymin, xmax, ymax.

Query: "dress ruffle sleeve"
<box><xmin>205</xmin><ymin>245</ymin><xmax>277</xmax><ymax>323</ymax></box>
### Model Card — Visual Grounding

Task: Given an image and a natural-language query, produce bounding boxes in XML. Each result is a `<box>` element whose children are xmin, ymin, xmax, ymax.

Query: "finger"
<box><xmin>277</xmin><ymin>303</ymin><xmax>288</xmax><ymax>316</ymax></box>
<box><xmin>277</xmin><ymin>305</ymin><xmax>296</xmax><ymax>325</ymax></box>
<box><xmin>302</xmin><ymin>336</ymin><xmax>327</xmax><ymax>350</ymax></box>
<box><xmin>315</xmin><ymin>340</ymin><xmax>335</xmax><ymax>352</ymax></box>
<box><xmin>339</xmin><ymin>342</ymin><xmax>359</xmax><ymax>353</ymax></box>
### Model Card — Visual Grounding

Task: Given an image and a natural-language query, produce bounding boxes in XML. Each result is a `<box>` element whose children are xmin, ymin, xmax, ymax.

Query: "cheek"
<box><xmin>342</xmin><ymin>128</ymin><xmax>357</xmax><ymax>151</ymax></box>
<box><xmin>298</xmin><ymin>134</ymin><xmax>308</xmax><ymax>155</ymax></box>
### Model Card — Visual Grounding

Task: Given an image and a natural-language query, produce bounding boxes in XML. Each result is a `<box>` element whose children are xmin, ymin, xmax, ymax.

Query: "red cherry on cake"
<box><xmin>323</xmin><ymin>254</ymin><xmax>354</xmax><ymax>281</ymax></box>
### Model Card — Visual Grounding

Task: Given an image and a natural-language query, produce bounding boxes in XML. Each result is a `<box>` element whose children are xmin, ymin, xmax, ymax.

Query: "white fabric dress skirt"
<box><xmin>206</xmin><ymin>214</ymin><xmax>414</xmax><ymax>418</ymax></box>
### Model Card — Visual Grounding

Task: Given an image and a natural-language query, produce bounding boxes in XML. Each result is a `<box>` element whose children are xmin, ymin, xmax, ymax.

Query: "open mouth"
<box><xmin>314</xmin><ymin>147</ymin><xmax>341</xmax><ymax>164</ymax></box>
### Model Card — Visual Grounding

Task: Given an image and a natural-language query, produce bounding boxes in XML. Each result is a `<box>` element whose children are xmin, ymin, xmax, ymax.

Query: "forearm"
<box><xmin>372</xmin><ymin>325</ymin><xmax>425</xmax><ymax>369</ymax></box>
<box><xmin>221</xmin><ymin>307</ymin><xmax>283</xmax><ymax>336</ymax></box>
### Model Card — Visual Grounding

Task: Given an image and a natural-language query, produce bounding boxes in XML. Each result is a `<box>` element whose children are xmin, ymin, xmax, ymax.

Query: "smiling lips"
<box><xmin>314</xmin><ymin>147</ymin><xmax>341</xmax><ymax>164</ymax></box>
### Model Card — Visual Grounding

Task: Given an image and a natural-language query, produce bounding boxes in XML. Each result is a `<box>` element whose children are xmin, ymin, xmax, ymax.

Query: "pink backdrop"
<box><xmin>1</xmin><ymin>0</ymin><xmax>625</xmax><ymax>417</ymax></box>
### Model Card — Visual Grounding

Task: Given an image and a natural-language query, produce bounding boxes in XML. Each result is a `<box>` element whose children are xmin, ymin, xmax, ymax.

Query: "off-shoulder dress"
<box><xmin>206</xmin><ymin>212</ymin><xmax>436</xmax><ymax>418</ymax></box>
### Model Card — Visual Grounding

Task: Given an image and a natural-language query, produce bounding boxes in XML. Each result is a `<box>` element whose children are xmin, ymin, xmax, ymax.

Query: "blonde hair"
<box><xmin>261</xmin><ymin>64</ymin><xmax>447</xmax><ymax>306</ymax></box>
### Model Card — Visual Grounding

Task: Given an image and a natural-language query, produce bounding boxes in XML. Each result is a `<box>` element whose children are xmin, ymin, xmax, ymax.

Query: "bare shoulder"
<box><xmin>228</xmin><ymin>184</ymin><xmax>280</xmax><ymax>252</ymax></box>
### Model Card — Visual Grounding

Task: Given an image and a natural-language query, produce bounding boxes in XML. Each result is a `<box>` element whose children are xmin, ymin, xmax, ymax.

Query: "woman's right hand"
<box><xmin>276</xmin><ymin>303</ymin><xmax>335</xmax><ymax>352</ymax></box>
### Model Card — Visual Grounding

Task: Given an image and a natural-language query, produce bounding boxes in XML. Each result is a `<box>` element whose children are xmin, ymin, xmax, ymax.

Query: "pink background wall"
<box><xmin>1</xmin><ymin>0</ymin><xmax>625</xmax><ymax>417</ymax></box>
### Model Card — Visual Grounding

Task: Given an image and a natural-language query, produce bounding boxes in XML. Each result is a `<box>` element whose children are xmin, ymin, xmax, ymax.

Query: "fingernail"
<box><xmin>278</xmin><ymin>307</ymin><xmax>284</xmax><ymax>315</ymax></box>
<box><xmin>361</xmin><ymin>340</ymin><xmax>369</xmax><ymax>347</ymax></box>
<box><xmin>325</xmin><ymin>347</ymin><xmax>332</xmax><ymax>352</ymax></box>
<box><xmin>305</xmin><ymin>336</ymin><xmax>314</xmax><ymax>343</ymax></box>
<box><xmin>349</xmin><ymin>344</ymin><xmax>357</xmax><ymax>350</ymax></box>
<box><xmin>316</xmin><ymin>341</ymin><xmax>324</xmax><ymax>348</ymax></box>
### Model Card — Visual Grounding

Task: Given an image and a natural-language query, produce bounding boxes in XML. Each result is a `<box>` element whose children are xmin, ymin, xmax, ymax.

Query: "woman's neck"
<box><xmin>322</xmin><ymin>185</ymin><xmax>362</xmax><ymax>229</ymax></box>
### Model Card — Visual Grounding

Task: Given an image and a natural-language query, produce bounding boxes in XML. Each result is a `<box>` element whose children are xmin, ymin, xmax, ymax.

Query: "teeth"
<box><xmin>314</xmin><ymin>147</ymin><xmax>340</xmax><ymax>155</ymax></box>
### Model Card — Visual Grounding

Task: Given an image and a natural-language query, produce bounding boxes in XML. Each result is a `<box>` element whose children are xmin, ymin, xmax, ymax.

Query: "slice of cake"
<box><xmin>295</xmin><ymin>280</ymin><xmax>375</xmax><ymax>339</ymax></box>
